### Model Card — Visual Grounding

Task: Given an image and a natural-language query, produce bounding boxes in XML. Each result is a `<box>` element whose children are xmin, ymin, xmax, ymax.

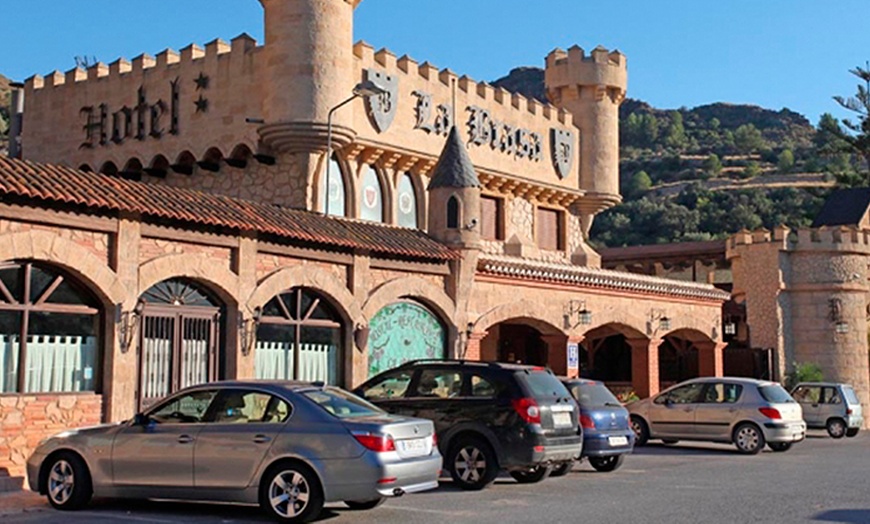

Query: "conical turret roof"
<box><xmin>427</xmin><ymin>126</ymin><xmax>480</xmax><ymax>190</ymax></box>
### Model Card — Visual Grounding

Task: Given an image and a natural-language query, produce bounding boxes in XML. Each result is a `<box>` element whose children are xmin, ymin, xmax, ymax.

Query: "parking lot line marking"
<box><xmin>73</xmin><ymin>511</ymin><xmax>177</xmax><ymax>523</ymax></box>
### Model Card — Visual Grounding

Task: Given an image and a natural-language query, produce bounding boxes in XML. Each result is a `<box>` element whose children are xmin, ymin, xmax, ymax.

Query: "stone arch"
<box><xmin>138</xmin><ymin>254</ymin><xmax>240</xmax><ymax>308</ymax></box>
<box><xmin>0</xmin><ymin>230</ymin><xmax>125</xmax><ymax>307</ymax></box>
<box><xmin>471</xmin><ymin>300</ymin><xmax>566</xmax><ymax>336</ymax></box>
<box><xmin>247</xmin><ymin>265</ymin><xmax>362</xmax><ymax>324</ymax></box>
<box><xmin>363</xmin><ymin>276</ymin><xmax>455</xmax><ymax>326</ymax></box>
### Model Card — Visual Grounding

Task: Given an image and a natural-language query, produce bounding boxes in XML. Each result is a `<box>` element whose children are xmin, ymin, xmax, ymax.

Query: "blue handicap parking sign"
<box><xmin>567</xmin><ymin>343</ymin><xmax>579</xmax><ymax>368</ymax></box>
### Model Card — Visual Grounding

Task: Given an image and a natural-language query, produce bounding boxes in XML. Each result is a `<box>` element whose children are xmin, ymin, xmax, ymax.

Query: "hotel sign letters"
<box><xmin>80</xmin><ymin>79</ymin><xmax>180</xmax><ymax>149</ymax></box>
<box><xmin>466</xmin><ymin>105</ymin><xmax>542</xmax><ymax>162</ymax></box>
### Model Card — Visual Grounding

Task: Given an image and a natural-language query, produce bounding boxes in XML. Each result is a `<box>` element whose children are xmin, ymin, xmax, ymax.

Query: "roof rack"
<box><xmin>398</xmin><ymin>359</ymin><xmax>503</xmax><ymax>368</ymax></box>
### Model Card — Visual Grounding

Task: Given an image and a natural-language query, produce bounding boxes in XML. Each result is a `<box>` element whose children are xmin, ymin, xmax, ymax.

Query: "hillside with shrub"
<box><xmin>492</xmin><ymin>67</ymin><xmax>859</xmax><ymax>247</ymax></box>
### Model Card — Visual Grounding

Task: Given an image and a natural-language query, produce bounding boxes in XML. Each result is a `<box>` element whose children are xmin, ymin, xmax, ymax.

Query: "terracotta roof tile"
<box><xmin>0</xmin><ymin>157</ymin><xmax>459</xmax><ymax>261</ymax></box>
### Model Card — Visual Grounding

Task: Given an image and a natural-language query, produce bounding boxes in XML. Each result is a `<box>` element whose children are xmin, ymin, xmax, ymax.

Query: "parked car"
<box><xmin>627</xmin><ymin>377</ymin><xmax>806</xmax><ymax>454</ymax></box>
<box><xmin>27</xmin><ymin>381</ymin><xmax>441</xmax><ymax>523</ymax></box>
<box><xmin>355</xmin><ymin>360</ymin><xmax>583</xmax><ymax>490</ymax></box>
<box><xmin>555</xmin><ymin>379</ymin><xmax>634</xmax><ymax>475</ymax></box>
<box><xmin>790</xmin><ymin>382</ymin><xmax>863</xmax><ymax>438</ymax></box>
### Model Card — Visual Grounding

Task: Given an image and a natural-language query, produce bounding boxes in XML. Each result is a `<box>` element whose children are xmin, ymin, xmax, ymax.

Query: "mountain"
<box><xmin>491</xmin><ymin>67</ymin><xmax>547</xmax><ymax>103</ymax></box>
<box><xmin>0</xmin><ymin>73</ymin><xmax>10</xmax><ymax>153</ymax></box>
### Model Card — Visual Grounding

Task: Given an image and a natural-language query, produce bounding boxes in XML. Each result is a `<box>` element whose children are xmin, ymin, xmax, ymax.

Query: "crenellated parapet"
<box><xmin>727</xmin><ymin>225</ymin><xmax>870</xmax><ymax>256</ymax></box>
<box><xmin>544</xmin><ymin>45</ymin><xmax>628</xmax><ymax>104</ymax></box>
<box><xmin>22</xmin><ymin>33</ymin><xmax>262</xmax><ymax>172</ymax></box>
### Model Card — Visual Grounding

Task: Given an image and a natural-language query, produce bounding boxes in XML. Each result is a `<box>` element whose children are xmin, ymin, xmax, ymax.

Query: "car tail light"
<box><xmin>512</xmin><ymin>398</ymin><xmax>541</xmax><ymax>424</ymax></box>
<box><xmin>432</xmin><ymin>433</ymin><xmax>438</xmax><ymax>446</ymax></box>
<box><xmin>580</xmin><ymin>414</ymin><xmax>596</xmax><ymax>430</ymax></box>
<box><xmin>758</xmin><ymin>407</ymin><xmax>781</xmax><ymax>420</ymax></box>
<box><xmin>353</xmin><ymin>432</ymin><xmax>396</xmax><ymax>452</ymax></box>
<box><xmin>377</xmin><ymin>477</ymin><xmax>397</xmax><ymax>484</ymax></box>
<box><xmin>846</xmin><ymin>408</ymin><xmax>853</xmax><ymax>415</ymax></box>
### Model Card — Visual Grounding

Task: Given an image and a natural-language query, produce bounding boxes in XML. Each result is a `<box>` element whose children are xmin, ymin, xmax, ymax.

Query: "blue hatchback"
<box><xmin>554</xmin><ymin>379</ymin><xmax>635</xmax><ymax>474</ymax></box>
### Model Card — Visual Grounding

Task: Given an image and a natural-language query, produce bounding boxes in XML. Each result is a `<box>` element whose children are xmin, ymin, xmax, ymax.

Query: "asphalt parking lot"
<box><xmin>5</xmin><ymin>431</ymin><xmax>869</xmax><ymax>524</ymax></box>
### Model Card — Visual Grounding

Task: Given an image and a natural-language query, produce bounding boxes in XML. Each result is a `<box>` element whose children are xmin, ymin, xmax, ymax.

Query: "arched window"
<box><xmin>138</xmin><ymin>279</ymin><xmax>223</xmax><ymax>409</ymax></box>
<box><xmin>359</xmin><ymin>164</ymin><xmax>384</xmax><ymax>222</ymax></box>
<box><xmin>447</xmin><ymin>195</ymin><xmax>460</xmax><ymax>229</ymax></box>
<box><xmin>397</xmin><ymin>173</ymin><xmax>418</xmax><ymax>228</ymax></box>
<box><xmin>320</xmin><ymin>156</ymin><xmax>347</xmax><ymax>217</ymax></box>
<box><xmin>255</xmin><ymin>288</ymin><xmax>343</xmax><ymax>385</ymax></box>
<box><xmin>367</xmin><ymin>301</ymin><xmax>445</xmax><ymax>378</ymax></box>
<box><xmin>0</xmin><ymin>261</ymin><xmax>101</xmax><ymax>393</ymax></box>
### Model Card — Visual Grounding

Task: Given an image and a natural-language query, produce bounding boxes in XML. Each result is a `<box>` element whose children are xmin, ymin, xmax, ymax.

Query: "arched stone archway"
<box><xmin>0</xmin><ymin>230</ymin><xmax>125</xmax><ymax>307</ymax></box>
<box><xmin>660</xmin><ymin>328</ymin><xmax>723</xmax><ymax>385</ymax></box>
<box><xmin>363</xmin><ymin>276</ymin><xmax>454</xmax><ymax>326</ymax></box>
<box><xmin>471</xmin><ymin>300</ymin><xmax>565</xmax><ymax>337</ymax></box>
<box><xmin>248</xmin><ymin>265</ymin><xmax>361</xmax><ymax>324</ymax></box>
<box><xmin>138</xmin><ymin>254</ymin><xmax>240</xmax><ymax>308</ymax></box>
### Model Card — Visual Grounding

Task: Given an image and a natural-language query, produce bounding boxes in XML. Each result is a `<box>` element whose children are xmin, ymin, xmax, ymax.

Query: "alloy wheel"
<box><xmin>828</xmin><ymin>419</ymin><xmax>846</xmax><ymax>438</ymax></box>
<box><xmin>48</xmin><ymin>460</ymin><xmax>75</xmax><ymax>506</ymax></box>
<box><xmin>454</xmin><ymin>446</ymin><xmax>487</xmax><ymax>484</ymax></box>
<box><xmin>736</xmin><ymin>425</ymin><xmax>761</xmax><ymax>453</ymax></box>
<box><xmin>268</xmin><ymin>469</ymin><xmax>311</xmax><ymax>518</ymax></box>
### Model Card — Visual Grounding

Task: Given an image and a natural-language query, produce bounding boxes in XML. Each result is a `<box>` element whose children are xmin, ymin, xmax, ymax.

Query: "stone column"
<box><xmin>542</xmin><ymin>334</ymin><xmax>569</xmax><ymax>376</ymax></box>
<box><xmin>465</xmin><ymin>332</ymin><xmax>488</xmax><ymax>361</ymax></box>
<box><xmin>235</xmin><ymin>235</ymin><xmax>259</xmax><ymax>380</ymax></box>
<box><xmin>695</xmin><ymin>340</ymin><xmax>726</xmax><ymax>378</ymax></box>
<box><xmin>627</xmin><ymin>338</ymin><xmax>662</xmax><ymax>399</ymax></box>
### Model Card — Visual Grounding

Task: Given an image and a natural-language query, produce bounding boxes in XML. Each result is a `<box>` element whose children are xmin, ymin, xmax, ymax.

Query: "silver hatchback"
<box><xmin>791</xmin><ymin>382</ymin><xmax>863</xmax><ymax>438</ymax></box>
<box><xmin>628</xmin><ymin>377</ymin><xmax>806</xmax><ymax>454</ymax></box>
<box><xmin>27</xmin><ymin>381</ymin><xmax>441</xmax><ymax>523</ymax></box>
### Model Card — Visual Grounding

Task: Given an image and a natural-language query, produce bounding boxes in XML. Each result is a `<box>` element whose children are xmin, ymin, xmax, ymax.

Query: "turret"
<box><xmin>545</xmin><ymin>45</ymin><xmax>627</xmax><ymax>235</ymax></box>
<box><xmin>257</xmin><ymin>0</ymin><xmax>361</xmax><ymax>153</ymax></box>
<box><xmin>427</xmin><ymin>127</ymin><xmax>481</xmax><ymax>249</ymax></box>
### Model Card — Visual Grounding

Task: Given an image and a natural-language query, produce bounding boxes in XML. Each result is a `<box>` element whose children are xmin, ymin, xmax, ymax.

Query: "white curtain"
<box><xmin>0</xmin><ymin>335</ymin><xmax>97</xmax><ymax>393</ymax></box>
<box><xmin>255</xmin><ymin>342</ymin><xmax>336</xmax><ymax>385</ymax></box>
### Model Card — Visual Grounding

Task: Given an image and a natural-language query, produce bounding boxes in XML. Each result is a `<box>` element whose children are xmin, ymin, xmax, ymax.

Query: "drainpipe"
<box><xmin>8</xmin><ymin>82</ymin><xmax>24</xmax><ymax>159</ymax></box>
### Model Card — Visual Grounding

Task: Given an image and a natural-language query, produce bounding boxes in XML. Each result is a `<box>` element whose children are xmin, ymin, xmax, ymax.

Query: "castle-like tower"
<box><xmin>545</xmin><ymin>46</ymin><xmax>628</xmax><ymax>235</ymax></box>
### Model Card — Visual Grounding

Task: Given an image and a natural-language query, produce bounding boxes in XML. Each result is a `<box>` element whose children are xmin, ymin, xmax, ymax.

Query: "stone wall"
<box><xmin>0</xmin><ymin>394</ymin><xmax>103</xmax><ymax>479</ymax></box>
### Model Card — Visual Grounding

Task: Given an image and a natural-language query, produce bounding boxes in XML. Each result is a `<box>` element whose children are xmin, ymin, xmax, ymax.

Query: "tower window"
<box><xmin>447</xmin><ymin>196</ymin><xmax>460</xmax><ymax>229</ymax></box>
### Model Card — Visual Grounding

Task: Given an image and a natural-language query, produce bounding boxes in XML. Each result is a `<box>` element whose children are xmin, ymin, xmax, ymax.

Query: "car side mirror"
<box><xmin>663</xmin><ymin>398</ymin><xmax>673</xmax><ymax>406</ymax></box>
<box><xmin>132</xmin><ymin>413</ymin><xmax>152</xmax><ymax>427</ymax></box>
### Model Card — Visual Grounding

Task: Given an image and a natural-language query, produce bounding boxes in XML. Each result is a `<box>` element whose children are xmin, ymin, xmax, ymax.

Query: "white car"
<box><xmin>627</xmin><ymin>377</ymin><xmax>806</xmax><ymax>454</ymax></box>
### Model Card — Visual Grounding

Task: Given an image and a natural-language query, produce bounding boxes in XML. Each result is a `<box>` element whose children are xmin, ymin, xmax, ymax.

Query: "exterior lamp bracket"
<box><xmin>118</xmin><ymin>299</ymin><xmax>146</xmax><ymax>354</ymax></box>
<box><xmin>239</xmin><ymin>306</ymin><xmax>263</xmax><ymax>356</ymax></box>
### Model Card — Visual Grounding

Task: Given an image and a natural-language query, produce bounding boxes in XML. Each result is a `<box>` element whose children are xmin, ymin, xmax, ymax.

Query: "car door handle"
<box><xmin>177</xmin><ymin>435</ymin><xmax>194</xmax><ymax>444</ymax></box>
<box><xmin>253</xmin><ymin>435</ymin><xmax>272</xmax><ymax>444</ymax></box>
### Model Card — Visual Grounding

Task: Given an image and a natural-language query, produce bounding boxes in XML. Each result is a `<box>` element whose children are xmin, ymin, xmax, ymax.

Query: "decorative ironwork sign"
<box><xmin>80</xmin><ymin>79</ymin><xmax>180</xmax><ymax>149</ymax></box>
<box><xmin>466</xmin><ymin>106</ymin><xmax>542</xmax><ymax>162</ymax></box>
<box><xmin>412</xmin><ymin>90</ymin><xmax>452</xmax><ymax>136</ymax></box>
<box><xmin>364</xmin><ymin>68</ymin><xmax>398</xmax><ymax>133</ymax></box>
<box><xmin>551</xmin><ymin>128</ymin><xmax>575</xmax><ymax>179</ymax></box>
<box><xmin>367</xmin><ymin>302</ymin><xmax>445</xmax><ymax>378</ymax></box>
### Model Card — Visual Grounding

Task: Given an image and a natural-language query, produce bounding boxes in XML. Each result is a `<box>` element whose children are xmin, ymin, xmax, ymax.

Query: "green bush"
<box><xmin>785</xmin><ymin>361</ymin><xmax>824</xmax><ymax>389</ymax></box>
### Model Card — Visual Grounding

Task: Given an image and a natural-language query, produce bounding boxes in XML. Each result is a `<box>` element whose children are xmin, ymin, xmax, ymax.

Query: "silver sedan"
<box><xmin>27</xmin><ymin>381</ymin><xmax>441</xmax><ymax>523</ymax></box>
<box><xmin>628</xmin><ymin>377</ymin><xmax>806</xmax><ymax>454</ymax></box>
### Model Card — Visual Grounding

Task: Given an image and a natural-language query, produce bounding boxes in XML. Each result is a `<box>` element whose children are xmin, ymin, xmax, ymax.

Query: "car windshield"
<box><xmin>758</xmin><ymin>384</ymin><xmax>795</xmax><ymax>404</ymax></box>
<box><xmin>517</xmin><ymin>370</ymin><xmax>569</xmax><ymax>399</ymax></box>
<box><xmin>571</xmin><ymin>383</ymin><xmax>622</xmax><ymax>407</ymax></box>
<box><xmin>302</xmin><ymin>387</ymin><xmax>385</xmax><ymax>419</ymax></box>
<box><xmin>843</xmin><ymin>386</ymin><xmax>860</xmax><ymax>405</ymax></box>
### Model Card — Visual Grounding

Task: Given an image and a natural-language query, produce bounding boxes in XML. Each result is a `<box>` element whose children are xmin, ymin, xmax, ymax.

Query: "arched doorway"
<box><xmin>478</xmin><ymin>317</ymin><xmax>564</xmax><ymax>369</ymax></box>
<box><xmin>137</xmin><ymin>279</ymin><xmax>223</xmax><ymax>409</ymax></box>
<box><xmin>0</xmin><ymin>260</ymin><xmax>102</xmax><ymax>394</ymax></box>
<box><xmin>367</xmin><ymin>301</ymin><xmax>445</xmax><ymax>378</ymax></box>
<box><xmin>580</xmin><ymin>323</ymin><xmax>645</xmax><ymax>397</ymax></box>
<box><xmin>255</xmin><ymin>287</ymin><xmax>344</xmax><ymax>385</ymax></box>
<box><xmin>659</xmin><ymin>330</ymin><xmax>704</xmax><ymax>389</ymax></box>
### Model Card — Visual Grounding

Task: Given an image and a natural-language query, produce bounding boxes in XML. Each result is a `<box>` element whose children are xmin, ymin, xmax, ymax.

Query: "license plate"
<box><xmin>608</xmin><ymin>436</ymin><xmax>629</xmax><ymax>447</ymax></box>
<box><xmin>553</xmin><ymin>412</ymin><xmax>572</xmax><ymax>427</ymax></box>
<box><xmin>398</xmin><ymin>437</ymin><xmax>428</xmax><ymax>455</ymax></box>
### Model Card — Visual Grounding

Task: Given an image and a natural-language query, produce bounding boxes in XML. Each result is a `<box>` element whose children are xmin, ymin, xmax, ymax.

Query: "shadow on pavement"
<box><xmin>813</xmin><ymin>509</ymin><xmax>870</xmax><ymax>523</ymax></box>
<box><xmin>630</xmin><ymin>443</ymin><xmax>742</xmax><ymax>456</ymax></box>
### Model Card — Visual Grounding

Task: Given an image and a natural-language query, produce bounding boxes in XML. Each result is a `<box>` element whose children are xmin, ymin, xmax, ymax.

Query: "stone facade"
<box><xmin>728</xmin><ymin>227</ymin><xmax>870</xmax><ymax>427</ymax></box>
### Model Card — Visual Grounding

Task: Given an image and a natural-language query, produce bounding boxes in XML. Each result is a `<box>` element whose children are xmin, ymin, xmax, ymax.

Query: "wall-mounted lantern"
<box><xmin>239</xmin><ymin>306</ymin><xmax>263</xmax><ymax>356</ymax></box>
<box><xmin>829</xmin><ymin>298</ymin><xmax>849</xmax><ymax>335</ymax></box>
<box><xmin>647</xmin><ymin>308</ymin><xmax>671</xmax><ymax>336</ymax></box>
<box><xmin>118</xmin><ymin>299</ymin><xmax>146</xmax><ymax>354</ymax></box>
<box><xmin>563</xmin><ymin>300</ymin><xmax>593</xmax><ymax>330</ymax></box>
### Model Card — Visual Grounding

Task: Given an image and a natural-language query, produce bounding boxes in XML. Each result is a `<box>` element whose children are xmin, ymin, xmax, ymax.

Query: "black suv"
<box><xmin>354</xmin><ymin>360</ymin><xmax>583</xmax><ymax>490</ymax></box>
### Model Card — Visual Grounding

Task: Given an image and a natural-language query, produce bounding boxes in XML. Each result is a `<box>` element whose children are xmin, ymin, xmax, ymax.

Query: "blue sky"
<box><xmin>4</xmin><ymin>1</ymin><xmax>869</xmax><ymax>125</ymax></box>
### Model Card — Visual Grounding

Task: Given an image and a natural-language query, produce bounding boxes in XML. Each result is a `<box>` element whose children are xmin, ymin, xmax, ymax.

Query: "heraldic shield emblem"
<box><xmin>364</xmin><ymin>68</ymin><xmax>398</xmax><ymax>133</ymax></box>
<box><xmin>551</xmin><ymin>128</ymin><xmax>575</xmax><ymax>179</ymax></box>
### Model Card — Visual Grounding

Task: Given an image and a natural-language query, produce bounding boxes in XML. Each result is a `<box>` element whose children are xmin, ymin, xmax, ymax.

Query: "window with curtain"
<box><xmin>255</xmin><ymin>288</ymin><xmax>344</xmax><ymax>385</ymax></box>
<box><xmin>320</xmin><ymin>156</ymin><xmax>347</xmax><ymax>217</ymax></box>
<box><xmin>480</xmin><ymin>195</ymin><xmax>503</xmax><ymax>240</ymax></box>
<box><xmin>536</xmin><ymin>207</ymin><xmax>563</xmax><ymax>251</ymax></box>
<box><xmin>0</xmin><ymin>261</ymin><xmax>101</xmax><ymax>394</ymax></box>
<box><xmin>397</xmin><ymin>173</ymin><xmax>418</xmax><ymax>228</ymax></box>
<box><xmin>360</xmin><ymin>165</ymin><xmax>385</xmax><ymax>222</ymax></box>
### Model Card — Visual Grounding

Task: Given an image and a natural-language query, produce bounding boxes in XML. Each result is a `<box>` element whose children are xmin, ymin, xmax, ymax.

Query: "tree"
<box><xmin>734</xmin><ymin>124</ymin><xmax>765</xmax><ymax>155</ymax></box>
<box><xmin>777</xmin><ymin>149</ymin><xmax>795</xmax><ymax>172</ymax></box>
<box><xmin>641</xmin><ymin>114</ymin><xmax>659</xmax><ymax>147</ymax></box>
<box><xmin>623</xmin><ymin>170</ymin><xmax>652</xmax><ymax>200</ymax></box>
<box><xmin>740</xmin><ymin>161</ymin><xmax>762</xmax><ymax>179</ymax></box>
<box><xmin>827</xmin><ymin>64</ymin><xmax>870</xmax><ymax>183</ymax></box>
<box><xmin>703</xmin><ymin>153</ymin><xmax>722</xmax><ymax>177</ymax></box>
<box><xmin>665</xmin><ymin>111</ymin><xmax>688</xmax><ymax>150</ymax></box>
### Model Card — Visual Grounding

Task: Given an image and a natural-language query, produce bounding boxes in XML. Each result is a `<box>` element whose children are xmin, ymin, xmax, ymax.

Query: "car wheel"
<box><xmin>630</xmin><ymin>415</ymin><xmax>650</xmax><ymax>446</ymax></box>
<box><xmin>768</xmin><ymin>442</ymin><xmax>792</xmax><ymax>452</ymax></box>
<box><xmin>260</xmin><ymin>462</ymin><xmax>324</xmax><ymax>523</ymax></box>
<box><xmin>44</xmin><ymin>452</ymin><xmax>92</xmax><ymax>511</ymax></box>
<box><xmin>344</xmin><ymin>498</ymin><xmax>386</xmax><ymax>510</ymax></box>
<box><xmin>846</xmin><ymin>428</ymin><xmax>859</xmax><ymax>438</ymax></box>
<box><xmin>661</xmin><ymin>439</ymin><xmax>679</xmax><ymax>445</ymax></box>
<box><xmin>589</xmin><ymin>455</ymin><xmax>626</xmax><ymax>472</ymax></box>
<box><xmin>447</xmin><ymin>437</ymin><xmax>498</xmax><ymax>491</ymax></box>
<box><xmin>733</xmin><ymin>423</ymin><xmax>765</xmax><ymax>454</ymax></box>
<box><xmin>826</xmin><ymin>418</ymin><xmax>847</xmax><ymax>439</ymax></box>
<box><xmin>549</xmin><ymin>462</ymin><xmax>573</xmax><ymax>478</ymax></box>
<box><xmin>509</xmin><ymin>465</ymin><xmax>551</xmax><ymax>484</ymax></box>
